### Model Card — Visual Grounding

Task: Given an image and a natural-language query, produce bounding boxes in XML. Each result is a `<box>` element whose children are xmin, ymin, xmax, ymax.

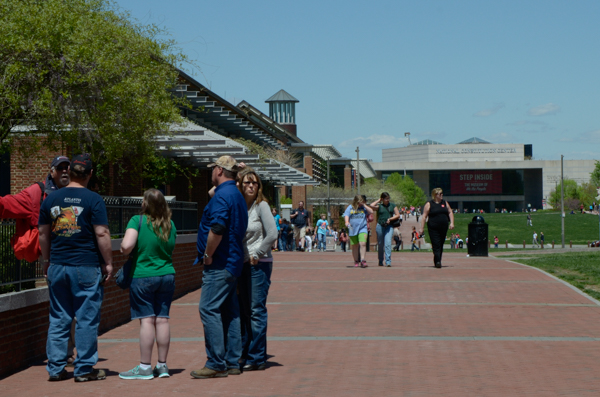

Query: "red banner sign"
<box><xmin>450</xmin><ymin>170</ymin><xmax>502</xmax><ymax>194</ymax></box>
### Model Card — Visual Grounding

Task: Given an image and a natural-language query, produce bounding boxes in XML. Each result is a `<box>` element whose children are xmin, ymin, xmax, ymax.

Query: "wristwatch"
<box><xmin>204</xmin><ymin>253</ymin><xmax>211</xmax><ymax>260</ymax></box>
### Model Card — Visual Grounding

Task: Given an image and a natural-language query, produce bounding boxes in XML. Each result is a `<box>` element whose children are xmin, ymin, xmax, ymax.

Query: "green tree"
<box><xmin>590</xmin><ymin>161</ymin><xmax>600</xmax><ymax>188</ymax></box>
<box><xmin>549</xmin><ymin>179</ymin><xmax>581</xmax><ymax>209</ymax></box>
<box><xmin>0</xmin><ymin>0</ymin><xmax>190</xmax><ymax>171</ymax></box>
<box><xmin>386</xmin><ymin>173</ymin><xmax>427</xmax><ymax>207</ymax></box>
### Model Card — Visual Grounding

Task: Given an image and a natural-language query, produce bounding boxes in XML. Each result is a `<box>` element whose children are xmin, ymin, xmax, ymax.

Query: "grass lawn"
<box><xmin>436</xmin><ymin>211</ymin><xmax>600</xmax><ymax>245</ymax></box>
<box><xmin>503</xmin><ymin>251</ymin><xmax>600</xmax><ymax>301</ymax></box>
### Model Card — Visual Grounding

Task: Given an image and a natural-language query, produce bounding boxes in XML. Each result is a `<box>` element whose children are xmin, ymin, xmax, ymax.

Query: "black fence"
<box><xmin>0</xmin><ymin>220</ymin><xmax>43</xmax><ymax>292</ymax></box>
<box><xmin>0</xmin><ymin>197</ymin><xmax>198</xmax><ymax>293</ymax></box>
<box><xmin>103</xmin><ymin>196</ymin><xmax>198</xmax><ymax>237</ymax></box>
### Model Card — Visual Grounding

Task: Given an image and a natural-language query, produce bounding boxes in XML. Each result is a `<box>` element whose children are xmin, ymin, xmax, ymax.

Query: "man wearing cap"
<box><xmin>38</xmin><ymin>154</ymin><xmax>113</xmax><ymax>382</ymax></box>
<box><xmin>191</xmin><ymin>155</ymin><xmax>248</xmax><ymax>379</ymax></box>
<box><xmin>0</xmin><ymin>155</ymin><xmax>71</xmax><ymax>262</ymax></box>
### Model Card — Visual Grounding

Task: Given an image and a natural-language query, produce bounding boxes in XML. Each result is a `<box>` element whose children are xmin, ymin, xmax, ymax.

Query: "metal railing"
<box><xmin>0</xmin><ymin>220</ymin><xmax>43</xmax><ymax>292</ymax></box>
<box><xmin>0</xmin><ymin>197</ymin><xmax>198</xmax><ymax>293</ymax></box>
<box><xmin>103</xmin><ymin>196</ymin><xmax>198</xmax><ymax>237</ymax></box>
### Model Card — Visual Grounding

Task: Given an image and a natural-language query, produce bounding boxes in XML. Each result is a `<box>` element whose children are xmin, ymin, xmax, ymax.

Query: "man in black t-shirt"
<box><xmin>39</xmin><ymin>154</ymin><xmax>113</xmax><ymax>382</ymax></box>
<box><xmin>290</xmin><ymin>201</ymin><xmax>310</xmax><ymax>251</ymax></box>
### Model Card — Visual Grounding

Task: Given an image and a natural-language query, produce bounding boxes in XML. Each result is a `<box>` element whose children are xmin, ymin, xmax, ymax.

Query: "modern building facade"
<box><xmin>371</xmin><ymin>138</ymin><xmax>596</xmax><ymax>212</ymax></box>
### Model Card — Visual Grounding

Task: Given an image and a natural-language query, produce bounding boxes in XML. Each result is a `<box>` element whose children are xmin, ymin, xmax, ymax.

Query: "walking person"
<box><xmin>527</xmin><ymin>213</ymin><xmax>532</xmax><ymax>226</ymax></box>
<box><xmin>191</xmin><ymin>156</ymin><xmax>248</xmax><ymax>379</ymax></box>
<box><xmin>540</xmin><ymin>232</ymin><xmax>545</xmax><ymax>247</ymax></box>
<box><xmin>237</xmin><ymin>168</ymin><xmax>278</xmax><ymax>372</ymax></box>
<box><xmin>271</xmin><ymin>208</ymin><xmax>281</xmax><ymax>251</ymax></box>
<box><xmin>393</xmin><ymin>227</ymin><xmax>402</xmax><ymax>251</ymax></box>
<box><xmin>343</xmin><ymin>195</ymin><xmax>373</xmax><ymax>268</ymax></box>
<box><xmin>290</xmin><ymin>201</ymin><xmax>310</xmax><ymax>251</ymax></box>
<box><xmin>118</xmin><ymin>189</ymin><xmax>177</xmax><ymax>380</ymax></box>
<box><xmin>370</xmin><ymin>193</ymin><xmax>400</xmax><ymax>267</ymax></box>
<box><xmin>38</xmin><ymin>154</ymin><xmax>112</xmax><ymax>382</ymax></box>
<box><xmin>279</xmin><ymin>219</ymin><xmax>289</xmax><ymax>252</ymax></box>
<box><xmin>315</xmin><ymin>213</ymin><xmax>328</xmax><ymax>252</ymax></box>
<box><xmin>411</xmin><ymin>226</ymin><xmax>420</xmax><ymax>251</ymax></box>
<box><xmin>304</xmin><ymin>226</ymin><xmax>313</xmax><ymax>252</ymax></box>
<box><xmin>339</xmin><ymin>229</ymin><xmax>349</xmax><ymax>252</ymax></box>
<box><xmin>533</xmin><ymin>231</ymin><xmax>539</xmax><ymax>248</ymax></box>
<box><xmin>420</xmin><ymin>188</ymin><xmax>455</xmax><ymax>268</ymax></box>
<box><xmin>494</xmin><ymin>235</ymin><xmax>499</xmax><ymax>249</ymax></box>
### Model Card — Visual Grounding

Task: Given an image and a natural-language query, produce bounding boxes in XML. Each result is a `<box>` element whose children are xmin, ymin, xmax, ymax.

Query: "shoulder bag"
<box><xmin>115</xmin><ymin>215</ymin><xmax>143</xmax><ymax>289</ymax></box>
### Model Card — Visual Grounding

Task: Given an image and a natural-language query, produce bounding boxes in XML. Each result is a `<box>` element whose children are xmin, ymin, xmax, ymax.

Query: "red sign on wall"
<box><xmin>450</xmin><ymin>170</ymin><xmax>502</xmax><ymax>194</ymax></box>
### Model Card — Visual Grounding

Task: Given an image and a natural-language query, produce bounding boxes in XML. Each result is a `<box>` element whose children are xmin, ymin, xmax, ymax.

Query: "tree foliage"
<box><xmin>591</xmin><ymin>161</ymin><xmax>600</xmax><ymax>188</ymax></box>
<box><xmin>0</xmin><ymin>0</ymin><xmax>190</xmax><ymax>171</ymax></box>
<box><xmin>548</xmin><ymin>179</ymin><xmax>596</xmax><ymax>210</ymax></box>
<box><xmin>385</xmin><ymin>173</ymin><xmax>427</xmax><ymax>207</ymax></box>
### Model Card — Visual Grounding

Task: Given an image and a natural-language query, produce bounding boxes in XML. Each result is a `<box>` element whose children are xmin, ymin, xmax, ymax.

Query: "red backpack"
<box><xmin>10</xmin><ymin>183</ymin><xmax>44</xmax><ymax>263</ymax></box>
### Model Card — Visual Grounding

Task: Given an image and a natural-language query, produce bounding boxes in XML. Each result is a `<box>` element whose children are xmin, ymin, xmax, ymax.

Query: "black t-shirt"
<box><xmin>39</xmin><ymin>187</ymin><xmax>108</xmax><ymax>266</ymax></box>
<box><xmin>292</xmin><ymin>208</ymin><xmax>309</xmax><ymax>227</ymax></box>
<box><xmin>426</xmin><ymin>199</ymin><xmax>450</xmax><ymax>229</ymax></box>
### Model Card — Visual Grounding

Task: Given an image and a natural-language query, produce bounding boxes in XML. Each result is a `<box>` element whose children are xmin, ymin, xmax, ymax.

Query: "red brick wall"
<box><xmin>0</xmin><ymin>240</ymin><xmax>202</xmax><ymax>379</ymax></box>
<box><xmin>9</xmin><ymin>138</ymin><xmax>66</xmax><ymax>194</ymax></box>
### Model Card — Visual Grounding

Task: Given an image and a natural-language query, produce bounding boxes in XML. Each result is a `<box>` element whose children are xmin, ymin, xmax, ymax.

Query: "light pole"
<box><xmin>355</xmin><ymin>146</ymin><xmax>360</xmax><ymax>196</ymax></box>
<box><xmin>561</xmin><ymin>155</ymin><xmax>565</xmax><ymax>248</ymax></box>
<box><xmin>327</xmin><ymin>156</ymin><xmax>331</xmax><ymax>224</ymax></box>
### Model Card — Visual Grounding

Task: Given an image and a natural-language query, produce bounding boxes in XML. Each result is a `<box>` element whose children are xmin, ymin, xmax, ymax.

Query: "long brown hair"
<box><xmin>237</xmin><ymin>168</ymin><xmax>267</xmax><ymax>204</ymax></box>
<box><xmin>351</xmin><ymin>194</ymin><xmax>363</xmax><ymax>210</ymax></box>
<box><xmin>141</xmin><ymin>188</ymin><xmax>172</xmax><ymax>242</ymax></box>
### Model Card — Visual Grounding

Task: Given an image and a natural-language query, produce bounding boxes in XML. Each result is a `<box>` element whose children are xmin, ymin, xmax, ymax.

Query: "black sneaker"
<box><xmin>48</xmin><ymin>369</ymin><xmax>68</xmax><ymax>381</ymax></box>
<box><xmin>74</xmin><ymin>368</ymin><xmax>106</xmax><ymax>382</ymax></box>
<box><xmin>242</xmin><ymin>363</ymin><xmax>266</xmax><ymax>371</ymax></box>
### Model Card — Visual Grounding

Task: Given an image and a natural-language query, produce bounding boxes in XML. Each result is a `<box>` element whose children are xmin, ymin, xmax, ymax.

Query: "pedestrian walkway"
<box><xmin>2</xmin><ymin>251</ymin><xmax>600</xmax><ymax>396</ymax></box>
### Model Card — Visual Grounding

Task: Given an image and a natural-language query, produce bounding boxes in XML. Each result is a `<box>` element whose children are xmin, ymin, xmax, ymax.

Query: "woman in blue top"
<box><xmin>272</xmin><ymin>208</ymin><xmax>281</xmax><ymax>251</ymax></box>
<box><xmin>343</xmin><ymin>195</ymin><xmax>374</xmax><ymax>268</ymax></box>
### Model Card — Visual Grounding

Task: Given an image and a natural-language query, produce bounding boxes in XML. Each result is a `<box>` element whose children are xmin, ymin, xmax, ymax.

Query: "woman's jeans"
<box><xmin>238</xmin><ymin>262</ymin><xmax>273</xmax><ymax>366</ymax></box>
<box><xmin>376</xmin><ymin>224</ymin><xmax>393</xmax><ymax>265</ymax></box>
<box><xmin>317</xmin><ymin>233</ymin><xmax>326</xmax><ymax>250</ymax></box>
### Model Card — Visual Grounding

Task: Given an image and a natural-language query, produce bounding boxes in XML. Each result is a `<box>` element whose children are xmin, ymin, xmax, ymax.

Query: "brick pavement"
<box><xmin>2</xmin><ymin>250</ymin><xmax>600</xmax><ymax>396</ymax></box>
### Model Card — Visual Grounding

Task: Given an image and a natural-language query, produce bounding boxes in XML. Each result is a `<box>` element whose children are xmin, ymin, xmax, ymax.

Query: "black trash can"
<box><xmin>467</xmin><ymin>215</ymin><xmax>488</xmax><ymax>257</ymax></box>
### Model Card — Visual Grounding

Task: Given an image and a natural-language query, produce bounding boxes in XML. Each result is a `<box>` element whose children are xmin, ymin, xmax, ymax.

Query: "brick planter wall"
<box><xmin>0</xmin><ymin>236</ymin><xmax>201</xmax><ymax>379</ymax></box>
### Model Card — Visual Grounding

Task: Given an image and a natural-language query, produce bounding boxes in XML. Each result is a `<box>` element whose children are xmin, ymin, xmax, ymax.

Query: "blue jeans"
<box><xmin>376</xmin><ymin>224</ymin><xmax>393</xmax><ymax>265</ymax></box>
<box><xmin>279</xmin><ymin>234</ymin><xmax>287</xmax><ymax>251</ymax></box>
<box><xmin>238</xmin><ymin>262</ymin><xmax>272</xmax><ymax>366</ymax></box>
<box><xmin>317</xmin><ymin>233</ymin><xmax>326</xmax><ymax>250</ymax></box>
<box><xmin>46</xmin><ymin>265</ymin><xmax>103</xmax><ymax>377</ymax></box>
<box><xmin>199</xmin><ymin>267</ymin><xmax>241</xmax><ymax>371</ymax></box>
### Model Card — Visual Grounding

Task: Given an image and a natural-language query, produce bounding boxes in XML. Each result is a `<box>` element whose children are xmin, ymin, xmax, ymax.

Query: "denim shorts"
<box><xmin>129</xmin><ymin>274</ymin><xmax>175</xmax><ymax>320</ymax></box>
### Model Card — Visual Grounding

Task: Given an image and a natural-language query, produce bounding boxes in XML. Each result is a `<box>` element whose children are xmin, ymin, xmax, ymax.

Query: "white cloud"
<box><xmin>337</xmin><ymin>134</ymin><xmax>409</xmax><ymax>149</ymax></box>
<box><xmin>527</xmin><ymin>103</ymin><xmax>560</xmax><ymax>116</ymax></box>
<box><xmin>474</xmin><ymin>103</ymin><xmax>505</xmax><ymax>117</ymax></box>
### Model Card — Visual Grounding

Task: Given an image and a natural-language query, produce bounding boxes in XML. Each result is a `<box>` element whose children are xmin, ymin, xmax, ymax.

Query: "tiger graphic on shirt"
<box><xmin>50</xmin><ymin>205</ymin><xmax>84</xmax><ymax>237</ymax></box>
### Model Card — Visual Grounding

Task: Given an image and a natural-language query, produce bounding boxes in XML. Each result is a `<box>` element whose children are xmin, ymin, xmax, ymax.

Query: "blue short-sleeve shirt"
<box><xmin>38</xmin><ymin>187</ymin><xmax>108</xmax><ymax>266</ymax></box>
<box><xmin>196</xmin><ymin>180</ymin><xmax>248</xmax><ymax>277</ymax></box>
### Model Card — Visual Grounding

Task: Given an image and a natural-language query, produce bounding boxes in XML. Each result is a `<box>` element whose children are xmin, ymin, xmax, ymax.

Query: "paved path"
<box><xmin>3</xmin><ymin>250</ymin><xmax>600</xmax><ymax>396</ymax></box>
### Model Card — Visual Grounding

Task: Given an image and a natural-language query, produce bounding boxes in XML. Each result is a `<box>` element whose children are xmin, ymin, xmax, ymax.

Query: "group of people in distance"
<box><xmin>339</xmin><ymin>188</ymin><xmax>454</xmax><ymax>269</ymax></box>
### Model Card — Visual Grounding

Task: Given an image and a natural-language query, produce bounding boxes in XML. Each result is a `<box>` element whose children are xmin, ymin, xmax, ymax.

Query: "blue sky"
<box><xmin>115</xmin><ymin>0</ymin><xmax>600</xmax><ymax>163</ymax></box>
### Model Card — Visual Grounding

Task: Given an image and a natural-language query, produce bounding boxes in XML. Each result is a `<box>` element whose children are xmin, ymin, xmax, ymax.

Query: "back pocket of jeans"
<box><xmin>77</xmin><ymin>266</ymin><xmax>100</xmax><ymax>288</ymax></box>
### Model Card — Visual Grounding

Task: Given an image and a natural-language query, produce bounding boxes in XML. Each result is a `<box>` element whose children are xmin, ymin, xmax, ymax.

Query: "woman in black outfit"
<box><xmin>420</xmin><ymin>188</ymin><xmax>454</xmax><ymax>268</ymax></box>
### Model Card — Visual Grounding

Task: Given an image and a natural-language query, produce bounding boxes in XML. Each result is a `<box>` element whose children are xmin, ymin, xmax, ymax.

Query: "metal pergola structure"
<box><xmin>156</xmin><ymin>121</ymin><xmax>319</xmax><ymax>186</ymax></box>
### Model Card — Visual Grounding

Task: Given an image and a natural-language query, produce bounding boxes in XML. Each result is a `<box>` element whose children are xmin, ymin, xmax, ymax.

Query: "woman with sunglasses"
<box><xmin>420</xmin><ymin>188</ymin><xmax>454</xmax><ymax>268</ymax></box>
<box><xmin>237</xmin><ymin>168</ymin><xmax>278</xmax><ymax>371</ymax></box>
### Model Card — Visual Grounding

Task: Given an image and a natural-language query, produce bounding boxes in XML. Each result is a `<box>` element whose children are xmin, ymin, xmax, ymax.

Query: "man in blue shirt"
<box><xmin>191</xmin><ymin>156</ymin><xmax>248</xmax><ymax>379</ymax></box>
<box><xmin>39</xmin><ymin>154</ymin><xmax>113</xmax><ymax>382</ymax></box>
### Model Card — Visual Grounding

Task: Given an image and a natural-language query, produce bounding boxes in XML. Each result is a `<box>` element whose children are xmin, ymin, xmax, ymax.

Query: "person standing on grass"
<box><xmin>494</xmin><ymin>235</ymin><xmax>499</xmax><ymax>249</ymax></box>
<box><xmin>540</xmin><ymin>232</ymin><xmax>544</xmax><ymax>246</ymax></box>
<box><xmin>343</xmin><ymin>195</ymin><xmax>373</xmax><ymax>268</ymax></box>
<box><xmin>533</xmin><ymin>231</ymin><xmax>539</xmax><ymax>248</ymax></box>
<box><xmin>527</xmin><ymin>213</ymin><xmax>532</xmax><ymax>226</ymax></box>
<box><xmin>118</xmin><ymin>189</ymin><xmax>177</xmax><ymax>380</ymax></box>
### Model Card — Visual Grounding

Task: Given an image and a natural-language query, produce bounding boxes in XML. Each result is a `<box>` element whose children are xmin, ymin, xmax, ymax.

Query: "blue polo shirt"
<box><xmin>196</xmin><ymin>180</ymin><xmax>248</xmax><ymax>277</ymax></box>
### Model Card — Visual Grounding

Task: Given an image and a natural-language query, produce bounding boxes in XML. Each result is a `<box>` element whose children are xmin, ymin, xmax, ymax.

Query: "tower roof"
<box><xmin>458</xmin><ymin>137</ymin><xmax>490</xmax><ymax>144</ymax></box>
<box><xmin>265</xmin><ymin>89</ymin><xmax>299</xmax><ymax>103</ymax></box>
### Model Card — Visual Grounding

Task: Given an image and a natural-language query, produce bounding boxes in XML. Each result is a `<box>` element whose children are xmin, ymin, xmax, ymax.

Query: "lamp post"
<box><xmin>561</xmin><ymin>155</ymin><xmax>565</xmax><ymax>248</ymax></box>
<box><xmin>355</xmin><ymin>146</ymin><xmax>360</xmax><ymax>196</ymax></box>
<box><xmin>327</xmin><ymin>156</ymin><xmax>331</xmax><ymax>224</ymax></box>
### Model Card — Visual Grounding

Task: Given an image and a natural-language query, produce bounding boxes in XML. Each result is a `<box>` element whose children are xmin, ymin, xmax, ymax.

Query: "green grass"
<box><xmin>438</xmin><ymin>211</ymin><xmax>600</xmax><ymax>245</ymax></box>
<box><xmin>504</xmin><ymin>251</ymin><xmax>600</xmax><ymax>301</ymax></box>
